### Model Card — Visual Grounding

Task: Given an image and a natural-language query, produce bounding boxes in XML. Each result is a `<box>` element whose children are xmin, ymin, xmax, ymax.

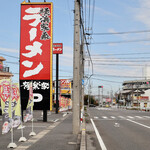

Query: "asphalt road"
<box><xmin>87</xmin><ymin>106</ymin><xmax>150</xmax><ymax>150</ymax></box>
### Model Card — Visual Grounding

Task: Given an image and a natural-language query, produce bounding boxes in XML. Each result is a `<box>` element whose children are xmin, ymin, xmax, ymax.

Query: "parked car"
<box><xmin>89</xmin><ymin>104</ymin><xmax>96</xmax><ymax>107</ymax></box>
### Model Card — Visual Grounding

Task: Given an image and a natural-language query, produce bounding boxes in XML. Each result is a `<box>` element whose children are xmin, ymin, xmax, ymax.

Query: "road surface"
<box><xmin>87</xmin><ymin>106</ymin><xmax>150</xmax><ymax>150</ymax></box>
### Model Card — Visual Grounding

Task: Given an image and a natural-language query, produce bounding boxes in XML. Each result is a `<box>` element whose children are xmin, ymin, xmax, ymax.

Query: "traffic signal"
<box><xmin>98</xmin><ymin>86</ymin><xmax>103</xmax><ymax>88</ymax></box>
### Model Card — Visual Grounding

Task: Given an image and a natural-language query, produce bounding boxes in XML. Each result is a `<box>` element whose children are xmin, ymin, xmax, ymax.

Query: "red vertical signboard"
<box><xmin>20</xmin><ymin>2</ymin><xmax>53</xmax><ymax>111</ymax></box>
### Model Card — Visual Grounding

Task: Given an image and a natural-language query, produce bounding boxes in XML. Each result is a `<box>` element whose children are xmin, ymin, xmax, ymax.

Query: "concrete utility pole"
<box><xmin>98</xmin><ymin>86</ymin><xmax>100</xmax><ymax>106</ymax></box>
<box><xmin>81</xmin><ymin>25</ymin><xmax>84</xmax><ymax>110</ymax></box>
<box><xmin>73</xmin><ymin>0</ymin><xmax>81</xmax><ymax>135</ymax></box>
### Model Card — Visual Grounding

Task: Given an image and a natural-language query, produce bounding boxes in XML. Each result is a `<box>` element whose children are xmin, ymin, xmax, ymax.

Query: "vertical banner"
<box><xmin>59</xmin><ymin>79</ymin><xmax>72</xmax><ymax>112</ymax></box>
<box><xmin>12</xmin><ymin>83</ymin><xmax>21</xmax><ymax>128</ymax></box>
<box><xmin>24</xmin><ymin>82</ymin><xmax>33</xmax><ymax>122</ymax></box>
<box><xmin>0</xmin><ymin>79</ymin><xmax>11</xmax><ymax>134</ymax></box>
<box><xmin>20</xmin><ymin>2</ymin><xmax>53</xmax><ymax>110</ymax></box>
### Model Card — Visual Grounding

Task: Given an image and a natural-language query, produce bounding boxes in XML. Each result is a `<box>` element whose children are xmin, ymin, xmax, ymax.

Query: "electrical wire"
<box><xmin>89</xmin><ymin>60</ymin><xmax>150</xmax><ymax>62</ymax></box>
<box><xmin>93</xmin><ymin>63</ymin><xmax>148</xmax><ymax>66</ymax></box>
<box><xmin>87</xmin><ymin>57</ymin><xmax>150</xmax><ymax>59</ymax></box>
<box><xmin>91</xmin><ymin>0</ymin><xmax>95</xmax><ymax>34</ymax></box>
<box><xmin>80</xmin><ymin>11</ymin><xmax>94</xmax><ymax>76</ymax></box>
<box><xmin>88</xmin><ymin>0</ymin><xmax>91</xmax><ymax>32</ymax></box>
<box><xmin>90</xmin><ymin>52</ymin><xmax>150</xmax><ymax>56</ymax></box>
<box><xmin>92</xmin><ymin>29</ymin><xmax>150</xmax><ymax>35</ymax></box>
<box><xmin>91</xmin><ymin>38</ymin><xmax>150</xmax><ymax>44</ymax></box>
<box><xmin>93</xmin><ymin>74</ymin><xmax>146</xmax><ymax>79</ymax></box>
<box><xmin>0</xmin><ymin>52</ymin><xmax>19</xmax><ymax>59</ymax></box>
<box><xmin>91</xmin><ymin>77</ymin><xmax>122</xmax><ymax>83</ymax></box>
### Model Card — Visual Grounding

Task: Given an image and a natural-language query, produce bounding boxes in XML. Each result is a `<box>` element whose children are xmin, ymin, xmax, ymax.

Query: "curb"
<box><xmin>80</xmin><ymin>116</ymin><xmax>86</xmax><ymax>150</ymax></box>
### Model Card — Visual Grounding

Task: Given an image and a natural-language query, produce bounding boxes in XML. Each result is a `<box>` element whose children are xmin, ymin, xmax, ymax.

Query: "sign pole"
<box><xmin>56</xmin><ymin>54</ymin><xmax>59</xmax><ymax>114</ymax></box>
<box><xmin>53</xmin><ymin>43</ymin><xmax>63</xmax><ymax>114</ymax></box>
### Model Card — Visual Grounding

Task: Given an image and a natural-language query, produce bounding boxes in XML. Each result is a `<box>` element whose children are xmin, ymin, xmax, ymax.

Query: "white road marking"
<box><xmin>91</xmin><ymin>118</ymin><xmax>107</xmax><ymax>150</ymax></box>
<box><xmin>94</xmin><ymin>116</ymin><xmax>99</xmax><ymax>119</ymax></box>
<box><xmin>63</xmin><ymin>113</ymin><xmax>67</xmax><ymax>117</ymax></box>
<box><xmin>127</xmin><ymin>116</ymin><xmax>134</xmax><ymax>119</ymax></box>
<box><xmin>114</xmin><ymin>123</ymin><xmax>120</xmax><ymax>127</ymax></box>
<box><xmin>118</xmin><ymin>116</ymin><xmax>125</xmax><ymax>119</ymax></box>
<box><xmin>127</xmin><ymin>119</ymin><xmax>150</xmax><ymax>129</ymax></box>
<box><xmin>144</xmin><ymin>116</ymin><xmax>150</xmax><ymax>119</ymax></box>
<box><xmin>110</xmin><ymin>116</ymin><xmax>115</xmax><ymax>119</ymax></box>
<box><xmin>102</xmin><ymin>116</ymin><xmax>108</xmax><ymax>119</ymax></box>
<box><xmin>135</xmin><ymin>116</ymin><xmax>142</xmax><ymax>119</ymax></box>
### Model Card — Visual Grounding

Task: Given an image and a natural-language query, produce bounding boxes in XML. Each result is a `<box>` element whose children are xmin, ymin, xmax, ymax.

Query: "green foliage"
<box><xmin>84</xmin><ymin>95</ymin><xmax>98</xmax><ymax>105</ymax></box>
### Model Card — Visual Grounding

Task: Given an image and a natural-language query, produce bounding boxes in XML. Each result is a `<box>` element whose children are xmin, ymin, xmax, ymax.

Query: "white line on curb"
<box><xmin>127</xmin><ymin>119</ymin><xmax>150</xmax><ymax>129</ymax></box>
<box><xmin>90</xmin><ymin>118</ymin><xmax>107</xmax><ymax>150</ymax></box>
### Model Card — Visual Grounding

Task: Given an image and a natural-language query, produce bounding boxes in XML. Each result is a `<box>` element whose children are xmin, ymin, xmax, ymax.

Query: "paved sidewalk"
<box><xmin>0</xmin><ymin>111</ymin><xmax>80</xmax><ymax>150</ymax></box>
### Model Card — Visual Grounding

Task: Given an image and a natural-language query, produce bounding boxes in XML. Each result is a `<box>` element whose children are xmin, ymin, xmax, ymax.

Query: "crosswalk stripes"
<box><xmin>102</xmin><ymin>116</ymin><xmax>108</xmax><ymax>119</ymax></box>
<box><xmin>143</xmin><ymin>116</ymin><xmax>150</xmax><ymax>119</ymax></box>
<box><xmin>93</xmin><ymin>116</ymin><xmax>150</xmax><ymax>120</ymax></box>
<box><xmin>135</xmin><ymin>116</ymin><xmax>143</xmax><ymax>119</ymax></box>
<box><xmin>127</xmin><ymin>116</ymin><xmax>134</xmax><ymax>119</ymax></box>
<box><xmin>110</xmin><ymin>116</ymin><xmax>116</xmax><ymax>119</ymax></box>
<box><xmin>118</xmin><ymin>116</ymin><xmax>125</xmax><ymax>119</ymax></box>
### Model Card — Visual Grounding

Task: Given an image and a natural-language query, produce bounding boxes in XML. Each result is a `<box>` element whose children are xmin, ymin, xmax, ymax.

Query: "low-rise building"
<box><xmin>122</xmin><ymin>79</ymin><xmax>150</xmax><ymax>108</ymax></box>
<box><xmin>0</xmin><ymin>56</ymin><xmax>13</xmax><ymax>79</ymax></box>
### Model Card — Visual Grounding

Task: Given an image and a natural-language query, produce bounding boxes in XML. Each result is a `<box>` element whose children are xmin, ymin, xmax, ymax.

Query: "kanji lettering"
<box><xmin>22</xmin><ymin>41</ymin><xmax>43</xmax><ymax>58</ymax></box>
<box><xmin>23</xmin><ymin>7</ymin><xmax>42</xmax><ymax>27</ymax></box>
<box><xmin>41</xmin><ymin>31</ymin><xmax>50</xmax><ymax>40</ymax></box>
<box><xmin>23</xmin><ymin>62</ymin><xmax>43</xmax><ymax>78</ymax></box>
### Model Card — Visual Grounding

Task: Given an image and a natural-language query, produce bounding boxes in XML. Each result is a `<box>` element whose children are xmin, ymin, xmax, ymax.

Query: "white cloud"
<box><xmin>134</xmin><ymin>0</ymin><xmax>150</xmax><ymax>27</ymax></box>
<box><xmin>85</xmin><ymin>55</ymin><xmax>143</xmax><ymax>78</ymax></box>
<box><xmin>54</xmin><ymin>46</ymin><xmax>73</xmax><ymax>68</ymax></box>
<box><xmin>94</xmin><ymin>6</ymin><xmax>118</xmax><ymax>17</ymax></box>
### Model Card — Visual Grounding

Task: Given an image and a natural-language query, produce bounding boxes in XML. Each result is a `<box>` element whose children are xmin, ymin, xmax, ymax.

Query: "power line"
<box><xmin>90</xmin><ymin>52</ymin><xmax>150</xmax><ymax>56</ymax></box>
<box><xmin>91</xmin><ymin>29</ymin><xmax>150</xmax><ymax>35</ymax></box>
<box><xmin>80</xmin><ymin>13</ymin><xmax>94</xmax><ymax>75</ymax></box>
<box><xmin>0</xmin><ymin>53</ymin><xmax>19</xmax><ymax>59</ymax></box>
<box><xmin>5</xmin><ymin>61</ymin><xmax>19</xmax><ymax>64</ymax></box>
<box><xmin>87</xmin><ymin>57</ymin><xmax>150</xmax><ymax>59</ymax></box>
<box><xmin>91</xmin><ymin>0</ymin><xmax>95</xmax><ymax>34</ymax></box>
<box><xmin>93</xmin><ymin>74</ymin><xmax>146</xmax><ymax>79</ymax></box>
<box><xmin>88</xmin><ymin>0</ymin><xmax>91</xmax><ymax>32</ymax></box>
<box><xmin>90</xmin><ymin>60</ymin><xmax>150</xmax><ymax>62</ymax></box>
<box><xmin>93</xmin><ymin>63</ymin><xmax>148</xmax><ymax>66</ymax></box>
<box><xmin>91</xmin><ymin>38</ymin><xmax>150</xmax><ymax>45</ymax></box>
<box><xmin>92</xmin><ymin>77</ymin><xmax>122</xmax><ymax>83</ymax></box>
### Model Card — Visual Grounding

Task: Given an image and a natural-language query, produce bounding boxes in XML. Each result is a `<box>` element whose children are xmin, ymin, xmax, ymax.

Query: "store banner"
<box><xmin>68</xmin><ymin>98</ymin><xmax>72</xmax><ymax>110</ymax></box>
<box><xmin>11</xmin><ymin>83</ymin><xmax>21</xmax><ymax>128</ymax></box>
<box><xmin>24</xmin><ymin>82</ymin><xmax>34</xmax><ymax>122</ymax></box>
<box><xmin>20</xmin><ymin>2</ymin><xmax>53</xmax><ymax>110</ymax></box>
<box><xmin>60</xmin><ymin>79</ymin><xmax>71</xmax><ymax>94</ymax></box>
<box><xmin>0</xmin><ymin>79</ymin><xmax>11</xmax><ymax>134</ymax></box>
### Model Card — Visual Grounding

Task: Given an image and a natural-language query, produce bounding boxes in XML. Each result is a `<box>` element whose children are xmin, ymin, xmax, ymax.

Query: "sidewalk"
<box><xmin>0</xmin><ymin>111</ymin><xmax>81</xmax><ymax>150</ymax></box>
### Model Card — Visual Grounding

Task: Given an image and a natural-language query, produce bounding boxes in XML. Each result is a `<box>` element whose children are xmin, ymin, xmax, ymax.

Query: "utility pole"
<box><xmin>98</xmin><ymin>86</ymin><xmax>100</xmax><ymax>106</ymax></box>
<box><xmin>73</xmin><ymin>0</ymin><xmax>81</xmax><ymax>135</ymax></box>
<box><xmin>81</xmin><ymin>21</ymin><xmax>84</xmax><ymax>110</ymax></box>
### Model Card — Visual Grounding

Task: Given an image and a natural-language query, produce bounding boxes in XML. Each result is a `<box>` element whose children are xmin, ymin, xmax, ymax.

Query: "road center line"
<box><xmin>90</xmin><ymin>118</ymin><xmax>107</xmax><ymax>150</ymax></box>
<box><xmin>127</xmin><ymin>119</ymin><xmax>150</xmax><ymax>129</ymax></box>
